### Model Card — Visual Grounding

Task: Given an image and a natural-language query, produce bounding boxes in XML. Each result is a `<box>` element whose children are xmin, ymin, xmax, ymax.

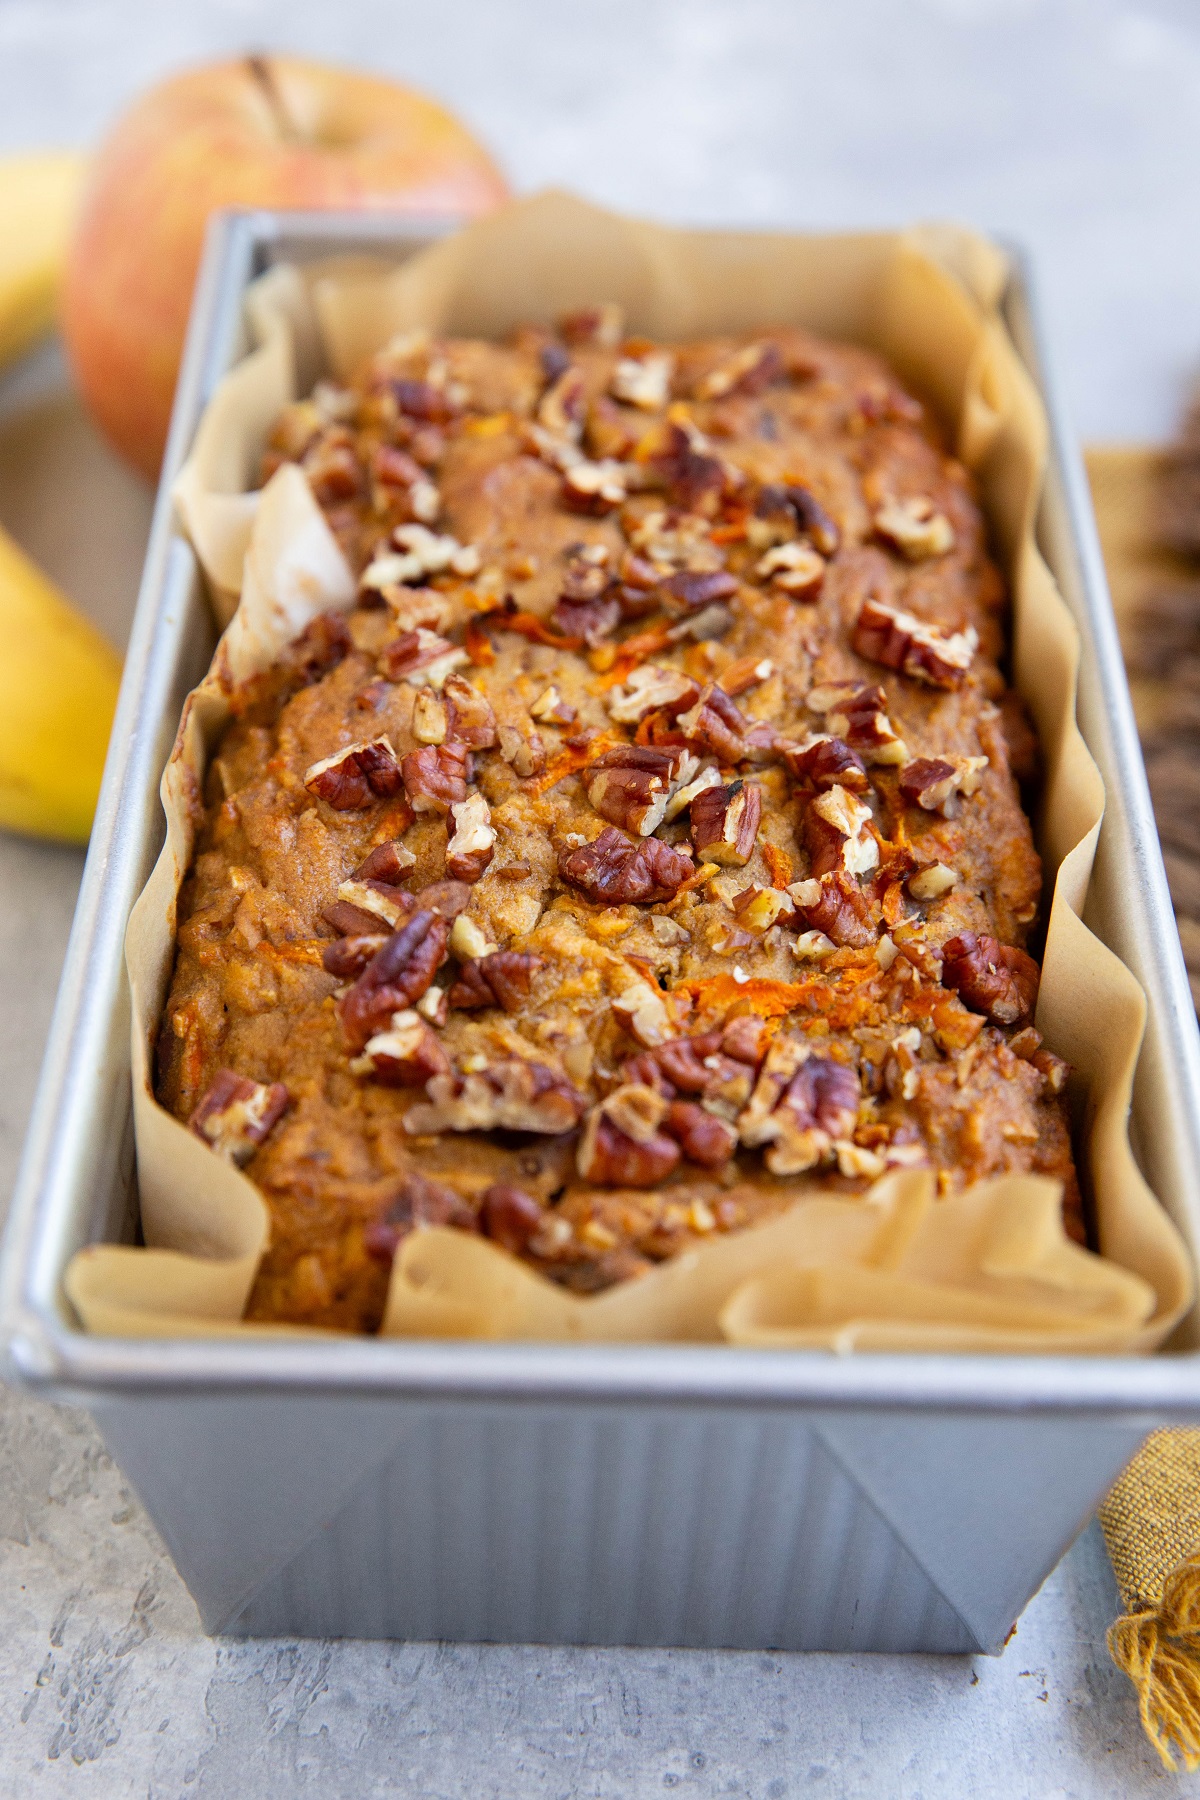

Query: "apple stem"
<box><xmin>245</xmin><ymin>55</ymin><xmax>300</xmax><ymax>144</ymax></box>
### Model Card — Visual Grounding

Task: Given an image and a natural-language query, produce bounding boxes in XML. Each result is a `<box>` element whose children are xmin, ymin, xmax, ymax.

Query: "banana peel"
<box><xmin>0</xmin><ymin>523</ymin><xmax>121</xmax><ymax>843</ymax></box>
<box><xmin>0</xmin><ymin>151</ymin><xmax>88</xmax><ymax>369</ymax></box>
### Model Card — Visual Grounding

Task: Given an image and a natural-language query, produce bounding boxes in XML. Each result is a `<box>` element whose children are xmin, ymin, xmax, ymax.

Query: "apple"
<box><xmin>63</xmin><ymin>56</ymin><xmax>509</xmax><ymax>479</ymax></box>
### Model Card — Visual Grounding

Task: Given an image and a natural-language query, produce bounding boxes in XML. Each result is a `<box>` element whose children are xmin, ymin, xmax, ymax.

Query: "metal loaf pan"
<box><xmin>4</xmin><ymin>211</ymin><xmax>1200</xmax><ymax>1653</ymax></box>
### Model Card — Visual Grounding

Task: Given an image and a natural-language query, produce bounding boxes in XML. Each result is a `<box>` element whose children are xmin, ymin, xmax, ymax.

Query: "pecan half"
<box><xmin>577</xmin><ymin>1086</ymin><xmax>680</xmax><ymax>1187</ymax></box>
<box><xmin>338</xmin><ymin>910</ymin><xmax>449</xmax><ymax>1052</ymax></box>
<box><xmin>789</xmin><ymin>872</ymin><xmax>877</xmax><ymax>948</ymax></box>
<box><xmin>585</xmin><ymin>745</ymin><xmax>698</xmax><ymax>836</ymax></box>
<box><xmin>352</xmin><ymin>1009</ymin><xmax>451</xmax><ymax>1086</ymax></box>
<box><xmin>941</xmin><ymin>931</ymin><xmax>1039</xmax><ymax>1027</ymax></box>
<box><xmin>481</xmin><ymin>1183</ymin><xmax>546</xmax><ymax>1254</ymax></box>
<box><xmin>689</xmin><ymin>779</ymin><xmax>761</xmax><ymax>865</ymax></box>
<box><xmin>380</xmin><ymin>627</ymin><xmax>468</xmax><ymax>690</ymax></box>
<box><xmin>676</xmin><ymin>683</ymin><xmax>777</xmax><ymax>763</ymax></box>
<box><xmin>853</xmin><ymin>598</ymin><xmax>978</xmax><ymax>689</ymax></box>
<box><xmin>898</xmin><ymin>754</ymin><xmax>988</xmax><ymax>817</ymax></box>
<box><xmin>664</xmin><ymin>1101</ymin><xmax>738</xmax><ymax>1167</ymax></box>
<box><xmin>784</xmin><ymin>734</ymin><xmax>869</xmax><ymax>793</ymax></box>
<box><xmin>558</xmin><ymin>826</ymin><xmax>694</xmax><ymax>904</ymax></box>
<box><xmin>738</xmin><ymin>1040</ymin><xmax>860</xmax><ymax>1175</ymax></box>
<box><xmin>447</xmin><ymin>950</ymin><xmax>544</xmax><ymax>1013</ymax></box>
<box><xmin>445</xmin><ymin>792</ymin><xmax>496</xmax><ymax>882</ymax></box>
<box><xmin>874</xmin><ymin>496</ymin><xmax>955</xmax><ymax>560</ymax></box>
<box><xmin>401</xmin><ymin>742</ymin><xmax>471</xmax><ymax>814</ymax></box>
<box><xmin>805</xmin><ymin>785</ymin><xmax>879</xmax><ymax>878</ymax></box>
<box><xmin>304</xmin><ymin>738</ymin><xmax>404</xmax><ymax>809</ymax></box>
<box><xmin>405</xmin><ymin>1059</ymin><xmax>586</xmax><ymax>1135</ymax></box>
<box><xmin>607</xmin><ymin>664</ymin><xmax>700</xmax><ymax>726</ymax></box>
<box><xmin>363</xmin><ymin>1171</ymin><xmax>478</xmax><ymax>1263</ymax></box>
<box><xmin>189</xmin><ymin>1070</ymin><xmax>289</xmax><ymax>1165</ymax></box>
<box><xmin>649</xmin><ymin>422</ymin><xmax>727</xmax><ymax>512</ymax></box>
<box><xmin>659</xmin><ymin>569</ymin><xmax>739</xmax><ymax>616</ymax></box>
<box><xmin>418</xmin><ymin>879</ymin><xmax>474</xmax><ymax>919</ymax></box>
<box><xmin>756</xmin><ymin>483</ymin><xmax>841</xmax><ymax>556</ymax></box>
<box><xmin>441</xmin><ymin>674</ymin><xmax>497</xmax><ymax>750</ymax></box>
<box><xmin>624</xmin><ymin>1021</ymin><xmax>763</xmax><ymax>1114</ymax></box>
<box><xmin>807</xmin><ymin>682</ymin><xmax>908</xmax><ymax>765</ymax></box>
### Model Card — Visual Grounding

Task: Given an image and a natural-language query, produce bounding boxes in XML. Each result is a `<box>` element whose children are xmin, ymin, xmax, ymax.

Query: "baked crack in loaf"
<box><xmin>157</xmin><ymin>309</ymin><xmax>1082</xmax><ymax>1332</ymax></box>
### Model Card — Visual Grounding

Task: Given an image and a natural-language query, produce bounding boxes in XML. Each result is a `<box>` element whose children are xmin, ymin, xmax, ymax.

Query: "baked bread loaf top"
<box><xmin>156</xmin><ymin>310</ymin><xmax>1079</xmax><ymax>1333</ymax></box>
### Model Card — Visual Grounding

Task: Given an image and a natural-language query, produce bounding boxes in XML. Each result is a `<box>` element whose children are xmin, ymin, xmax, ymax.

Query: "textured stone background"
<box><xmin>2</xmin><ymin>0</ymin><xmax>1200</xmax><ymax>1791</ymax></box>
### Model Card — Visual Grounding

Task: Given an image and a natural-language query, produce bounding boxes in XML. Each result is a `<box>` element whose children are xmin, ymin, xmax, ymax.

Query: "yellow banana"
<box><xmin>0</xmin><ymin>523</ymin><xmax>121</xmax><ymax>843</ymax></box>
<box><xmin>0</xmin><ymin>151</ymin><xmax>88</xmax><ymax>369</ymax></box>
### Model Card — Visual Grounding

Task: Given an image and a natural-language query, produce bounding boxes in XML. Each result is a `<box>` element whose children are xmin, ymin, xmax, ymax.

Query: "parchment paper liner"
<box><xmin>65</xmin><ymin>193</ymin><xmax>1192</xmax><ymax>1350</ymax></box>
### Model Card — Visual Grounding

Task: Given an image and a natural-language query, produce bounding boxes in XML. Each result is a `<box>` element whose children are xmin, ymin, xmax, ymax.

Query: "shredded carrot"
<box><xmin>718</xmin><ymin>654</ymin><xmax>772</xmax><ymax>697</ymax></box>
<box><xmin>464</xmin><ymin>616</ymin><xmax>496</xmax><ymax>666</ymax></box>
<box><xmin>369</xmin><ymin>798</ymin><xmax>415</xmax><ymax>845</ymax></box>
<box><xmin>253</xmin><ymin>940</ymin><xmax>330</xmax><ymax>968</ymax></box>
<box><xmin>676</xmin><ymin>974</ymin><xmax>819</xmax><ymax>1018</ymax></box>
<box><xmin>594</xmin><ymin>623</ymin><xmax>676</xmax><ymax>691</ymax></box>
<box><xmin>529</xmin><ymin>731</ymin><xmax>622</xmax><ymax>796</ymax></box>
<box><xmin>495</xmin><ymin>610</ymin><xmax>582</xmax><ymax>651</ymax></box>
<box><xmin>710</xmin><ymin>514</ymin><xmax>750</xmax><ymax>545</ymax></box>
<box><xmin>762</xmin><ymin>843</ymin><xmax>793</xmax><ymax>889</ymax></box>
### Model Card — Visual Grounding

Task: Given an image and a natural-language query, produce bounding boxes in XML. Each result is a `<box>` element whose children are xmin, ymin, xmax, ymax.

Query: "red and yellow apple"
<box><xmin>63</xmin><ymin>56</ymin><xmax>509</xmax><ymax>478</ymax></box>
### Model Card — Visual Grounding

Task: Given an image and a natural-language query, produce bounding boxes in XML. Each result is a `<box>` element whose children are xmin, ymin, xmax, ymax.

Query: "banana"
<box><xmin>0</xmin><ymin>151</ymin><xmax>88</xmax><ymax>370</ymax></box>
<box><xmin>0</xmin><ymin>522</ymin><xmax>121</xmax><ymax>843</ymax></box>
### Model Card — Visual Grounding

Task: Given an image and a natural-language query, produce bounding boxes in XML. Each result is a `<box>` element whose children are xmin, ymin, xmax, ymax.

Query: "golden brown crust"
<box><xmin>157</xmin><ymin>318</ymin><xmax>1079</xmax><ymax>1333</ymax></box>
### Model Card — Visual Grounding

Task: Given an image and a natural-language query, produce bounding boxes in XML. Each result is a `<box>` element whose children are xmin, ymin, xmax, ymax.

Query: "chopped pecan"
<box><xmin>276</xmin><ymin>610</ymin><xmax>352</xmax><ymax>684</ymax></box>
<box><xmin>626</xmin><ymin>1021</ymin><xmax>762</xmax><ymax>1114</ymax></box>
<box><xmin>449</xmin><ymin>913</ymin><xmax>496</xmax><ymax>961</ymax></box>
<box><xmin>1009</xmin><ymin>1026</ymin><xmax>1069</xmax><ymax>1094</ymax></box>
<box><xmin>805</xmin><ymin>785</ymin><xmax>879</xmax><ymax>878</ymax></box>
<box><xmin>941</xmin><ymin>931</ymin><xmax>1039</xmax><ymax>1027</ymax></box>
<box><xmin>906</xmin><ymin>862</ymin><xmax>957</xmax><ymax>901</ymax></box>
<box><xmin>448</xmin><ymin>950</ymin><xmax>544</xmax><ymax>1013</ymax></box>
<box><xmin>874</xmin><ymin>496</ymin><xmax>955</xmax><ymax>560</ymax></box>
<box><xmin>552</xmin><ymin>594</ymin><xmax>621</xmax><ymax>644</ymax></box>
<box><xmin>611</xmin><ymin>978</ymin><xmax>671</xmax><ymax>1047</ymax></box>
<box><xmin>537</xmin><ymin>366</ymin><xmax>586</xmax><ymax>438</ymax></box>
<box><xmin>676</xmin><ymin>683</ymin><xmax>777</xmax><ymax>763</ymax></box>
<box><xmin>481</xmin><ymin>1183</ymin><xmax>546</xmax><ymax>1254</ymax></box>
<box><xmin>662</xmin><ymin>765</ymin><xmax>722</xmax><ymax>822</ymax></box>
<box><xmin>412</xmin><ymin>691</ymin><xmax>447</xmax><ymax>744</ymax></box>
<box><xmin>559</xmin><ymin>826</ymin><xmax>694</xmax><ymax>904</ymax></box>
<box><xmin>577</xmin><ymin>1086</ymin><xmax>680</xmax><ymax>1187</ymax></box>
<box><xmin>539</xmin><ymin>342</ymin><xmax>572</xmax><ymax>384</ymax></box>
<box><xmin>338</xmin><ymin>910</ymin><xmax>449</xmax><ymax>1051</ymax></box>
<box><xmin>401</xmin><ymin>741</ymin><xmax>471</xmax><ymax>814</ymax></box>
<box><xmin>660</xmin><ymin>569</ymin><xmax>738</xmax><ymax>616</ymax></box>
<box><xmin>784</xmin><ymin>734</ymin><xmax>869</xmax><ymax>794</ymax></box>
<box><xmin>363</xmin><ymin>1171</ymin><xmax>477</xmax><ymax>1263</ymax></box>
<box><xmin>440</xmin><ymin>674</ymin><xmax>496</xmax><ymax>750</ymax></box>
<box><xmin>731</xmin><ymin>884</ymin><xmax>796</xmax><ymax>931</ymax></box>
<box><xmin>664</xmin><ymin>1100</ymin><xmax>738</xmax><ymax>1168</ymax></box>
<box><xmin>585</xmin><ymin>745</ymin><xmax>698</xmax><ymax>836</ymax></box>
<box><xmin>611</xmin><ymin>351</ymin><xmax>674</xmax><ymax>410</ymax></box>
<box><xmin>529</xmin><ymin>684</ymin><xmax>577</xmax><ymax>726</ymax></box>
<box><xmin>789</xmin><ymin>871</ymin><xmax>877</xmax><ymax>948</ymax></box>
<box><xmin>352</xmin><ymin>1009</ymin><xmax>451</xmax><ymax>1087</ymax></box>
<box><xmin>807</xmin><ymin>681</ymin><xmax>908</xmax><ymax>765</ymax></box>
<box><xmin>560</xmin><ymin>541</ymin><xmax>611</xmax><ymax>599</ymax></box>
<box><xmin>335</xmin><ymin>878</ymin><xmax>412</xmax><ymax>929</ymax></box>
<box><xmin>304</xmin><ymin>738</ymin><xmax>404</xmax><ymax>809</ymax></box>
<box><xmin>559</xmin><ymin>303</ymin><xmax>624</xmax><ymax>347</ymax></box>
<box><xmin>607</xmin><ymin>664</ymin><xmax>700</xmax><ymax>726</ymax></box>
<box><xmin>853</xmin><ymin>597</ymin><xmax>978</xmax><ymax>689</ymax></box>
<box><xmin>405</xmin><ymin>1059</ymin><xmax>585</xmax><ymax>1135</ymax></box>
<box><xmin>563</xmin><ymin>459</ymin><xmax>630</xmax><ymax>511</ymax></box>
<box><xmin>497</xmin><ymin>723</ymin><xmax>547</xmax><ymax>778</ymax></box>
<box><xmin>755</xmin><ymin>542</ymin><xmax>825</xmax><ymax>599</ymax></box>
<box><xmin>756</xmin><ymin>482</ymin><xmax>841</xmax><ymax>556</ymax></box>
<box><xmin>380</xmin><ymin>627</ymin><xmax>468</xmax><ymax>689</ymax></box>
<box><xmin>695</xmin><ymin>341</ymin><xmax>784</xmax><ymax>399</ymax></box>
<box><xmin>302</xmin><ymin>427</ymin><xmax>362</xmax><ymax>503</ymax></box>
<box><xmin>738</xmin><ymin>1041</ymin><xmax>859</xmax><ymax>1175</ymax></box>
<box><xmin>370</xmin><ymin>523</ymin><xmax>479</xmax><ymax>586</ymax></box>
<box><xmin>322</xmin><ymin>932</ymin><xmax>390</xmax><ymax>978</ymax></box>
<box><xmin>418</xmin><ymin>880</ymin><xmax>474</xmax><ymax>920</ymax></box>
<box><xmin>717</xmin><ymin>655</ymin><xmax>775</xmax><ymax>697</ymax></box>
<box><xmin>391</xmin><ymin>377</ymin><xmax>459</xmax><ymax>423</ymax></box>
<box><xmin>445</xmin><ymin>792</ymin><xmax>496</xmax><ymax>883</ymax></box>
<box><xmin>189</xmin><ymin>1069</ymin><xmax>289</xmax><ymax>1165</ymax></box>
<box><xmin>649</xmin><ymin>422</ymin><xmax>727</xmax><ymax>512</ymax></box>
<box><xmin>689</xmin><ymin>779</ymin><xmax>761</xmax><ymax>866</ymax></box>
<box><xmin>323</xmin><ymin>899</ymin><xmax>393</xmax><ymax>937</ymax></box>
<box><xmin>899</xmin><ymin>755</ymin><xmax>988</xmax><ymax>817</ymax></box>
<box><xmin>353</xmin><ymin>840</ymin><xmax>416</xmax><ymax>884</ymax></box>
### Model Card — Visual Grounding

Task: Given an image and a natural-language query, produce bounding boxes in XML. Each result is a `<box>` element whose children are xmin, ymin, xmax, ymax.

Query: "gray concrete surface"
<box><xmin>3</xmin><ymin>1</ymin><xmax>1200</xmax><ymax>1791</ymax></box>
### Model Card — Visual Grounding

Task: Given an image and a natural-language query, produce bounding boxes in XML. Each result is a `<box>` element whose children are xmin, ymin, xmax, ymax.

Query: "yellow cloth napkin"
<box><xmin>1087</xmin><ymin>445</ymin><xmax>1200</xmax><ymax>1769</ymax></box>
